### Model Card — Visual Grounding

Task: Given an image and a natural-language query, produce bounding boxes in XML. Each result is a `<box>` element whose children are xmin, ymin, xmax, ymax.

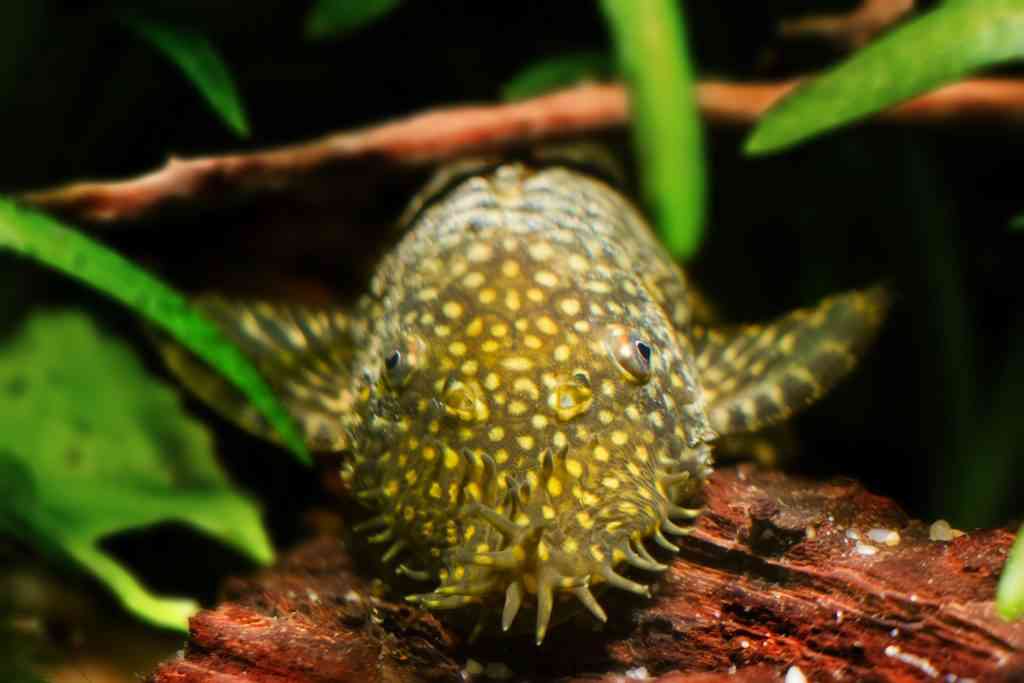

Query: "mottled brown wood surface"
<box><xmin>149</xmin><ymin>466</ymin><xmax>1023</xmax><ymax>683</ymax></box>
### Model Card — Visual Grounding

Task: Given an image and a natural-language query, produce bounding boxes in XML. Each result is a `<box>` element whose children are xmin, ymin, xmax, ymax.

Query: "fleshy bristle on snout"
<box><xmin>402</xmin><ymin>445</ymin><xmax>707</xmax><ymax>644</ymax></box>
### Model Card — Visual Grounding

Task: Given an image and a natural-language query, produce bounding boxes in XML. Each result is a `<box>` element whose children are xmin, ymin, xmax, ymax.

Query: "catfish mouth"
<box><xmin>395</xmin><ymin>433</ymin><xmax>707</xmax><ymax>644</ymax></box>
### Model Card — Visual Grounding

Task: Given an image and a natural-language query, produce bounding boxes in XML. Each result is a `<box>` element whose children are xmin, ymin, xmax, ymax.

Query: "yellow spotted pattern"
<box><xmin>178</xmin><ymin>160</ymin><xmax>887</xmax><ymax>646</ymax></box>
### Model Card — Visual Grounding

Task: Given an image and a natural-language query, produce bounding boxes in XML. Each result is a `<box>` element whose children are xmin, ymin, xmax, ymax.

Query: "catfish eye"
<box><xmin>383</xmin><ymin>336</ymin><xmax>425</xmax><ymax>388</ymax></box>
<box><xmin>607</xmin><ymin>327</ymin><xmax>653</xmax><ymax>383</ymax></box>
<box><xmin>635</xmin><ymin>340</ymin><xmax>652</xmax><ymax>364</ymax></box>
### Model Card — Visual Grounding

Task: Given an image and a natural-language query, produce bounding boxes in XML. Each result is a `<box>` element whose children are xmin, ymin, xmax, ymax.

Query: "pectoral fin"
<box><xmin>155</xmin><ymin>297</ymin><xmax>358</xmax><ymax>452</ymax></box>
<box><xmin>693</xmin><ymin>286</ymin><xmax>889</xmax><ymax>436</ymax></box>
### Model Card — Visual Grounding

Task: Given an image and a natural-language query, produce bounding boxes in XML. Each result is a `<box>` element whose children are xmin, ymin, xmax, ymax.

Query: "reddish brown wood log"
<box><xmin>24</xmin><ymin>79</ymin><xmax>1024</xmax><ymax>227</ymax></box>
<box><xmin>149</xmin><ymin>466</ymin><xmax>1024</xmax><ymax>683</ymax></box>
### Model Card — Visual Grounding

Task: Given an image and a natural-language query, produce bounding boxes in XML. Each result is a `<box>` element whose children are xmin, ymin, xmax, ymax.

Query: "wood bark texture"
<box><xmin>149</xmin><ymin>466</ymin><xmax>1024</xmax><ymax>683</ymax></box>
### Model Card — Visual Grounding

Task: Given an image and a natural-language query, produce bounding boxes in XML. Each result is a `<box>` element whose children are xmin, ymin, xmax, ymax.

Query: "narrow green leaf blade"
<box><xmin>0</xmin><ymin>311</ymin><xmax>274</xmax><ymax>630</ymax></box>
<box><xmin>600</xmin><ymin>0</ymin><xmax>705</xmax><ymax>260</ymax></box>
<box><xmin>747</xmin><ymin>0</ymin><xmax>1024</xmax><ymax>155</ymax></box>
<box><xmin>502</xmin><ymin>52</ymin><xmax>613</xmax><ymax>101</ymax></box>
<box><xmin>305</xmin><ymin>0</ymin><xmax>403</xmax><ymax>40</ymax></box>
<box><xmin>125</xmin><ymin>16</ymin><xmax>250</xmax><ymax>138</ymax></box>
<box><xmin>0</xmin><ymin>199</ymin><xmax>310</xmax><ymax>465</ymax></box>
<box><xmin>998</xmin><ymin>524</ymin><xmax>1024</xmax><ymax>620</ymax></box>
<box><xmin>65</xmin><ymin>542</ymin><xmax>199</xmax><ymax>631</ymax></box>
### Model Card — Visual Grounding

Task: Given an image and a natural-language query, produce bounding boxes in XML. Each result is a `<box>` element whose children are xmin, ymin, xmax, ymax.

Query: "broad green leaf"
<box><xmin>998</xmin><ymin>524</ymin><xmax>1024</xmax><ymax>620</ymax></box>
<box><xmin>502</xmin><ymin>52</ymin><xmax>613</xmax><ymax>101</ymax></box>
<box><xmin>1011</xmin><ymin>214</ymin><xmax>1024</xmax><ymax>231</ymax></box>
<box><xmin>747</xmin><ymin>0</ymin><xmax>1024</xmax><ymax>155</ymax></box>
<box><xmin>600</xmin><ymin>0</ymin><xmax>705</xmax><ymax>260</ymax></box>
<box><xmin>123</xmin><ymin>15</ymin><xmax>250</xmax><ymax>138</ymax></box>
<box><xmin>0</xmin><ymin>311</ymin><xmax>274</xmax><ymax>630</ymax></box>
<box><xmin>305</xmin><ymin>0</ymin><xmax>402</xmax><ymax>40</ymax></box>
<box><xmin>0</xmin><ymin>199</ymin><xmax>310</xmax><ymax>465</ymax></box>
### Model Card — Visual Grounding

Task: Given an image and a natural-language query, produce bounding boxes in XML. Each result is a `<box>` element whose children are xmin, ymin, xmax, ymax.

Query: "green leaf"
<box><xmin>123</xmin><ymin>15</ymin><xmax>250</xmax><ymax>138</ymax></box>
<box><xmin>0</xmin><ymin>199</ymin><xmax>310</xmax><ymax>465</ymax></box>
<box><xmin>0</xmin><ymin>311</ymin><xmax>274</xmax><ymax>630</ymax></box>
<box><xmin>600</xmin><ymin>0</ymin><xmax>705</xmax><ymax>260</ymax></box>
<box><xmin>747</xmin><ymin>0</ymin><xmax>1024</xmax><ymax>155</ymax></box>
<box><xmin>305</xmin><ymin>0</ymin><xmax>403</xmax><ymax>40</ymax></box>
<box><xmin>998</xmin><ymin>524</ymin><xmax>1024</xmax><ymax>620</ymax></box>
<box><xmin>502</xmin><ymin>52</ymin><xmax>614</xmax><ymax>101</ymax></box>
<box><xmin>1010</xmin><ymin>214</ymin><xmax>1024</xmax><ymax>231</ymax></box>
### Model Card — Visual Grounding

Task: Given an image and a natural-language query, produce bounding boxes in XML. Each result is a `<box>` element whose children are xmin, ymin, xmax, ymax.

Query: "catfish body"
<box><xmin>161</xmin><ymin>160</ymin><xmax>888</xmax><ymax>643</ymax></box>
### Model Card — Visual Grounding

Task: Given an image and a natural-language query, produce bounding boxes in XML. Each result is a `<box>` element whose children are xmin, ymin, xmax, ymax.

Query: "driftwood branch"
<box><xmin>149</xmin><ymin>466</ymin><xmax>1024</xmax><ymax>683</ymax></box>
<box><xmin>23</xmin><ymin>78</ymin><xmax>1024</xmax><ymax>227</ymax></box>
<box><xmin>779</xmin><ymin>0</ymin><xmax>916</xmax><ymax>49</ymax></box>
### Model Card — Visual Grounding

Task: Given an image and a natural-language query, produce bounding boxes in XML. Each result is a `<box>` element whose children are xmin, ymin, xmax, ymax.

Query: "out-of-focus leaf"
<box><xmin>0</xmin><ymin>311</ymin><xmax>274</xmax><ymax>630</ymax></box>
<box><xmin>502</xmin><ymin>52</ymin><xmax>613</xmax><ymax>101</ymax></box>
<box><xmin>0</xmin><ymin>199</ymin><xmax>310</xmax><ymax>465</ymax></box>
<box><xmin>747</xmin><ymin>0</ymin><xmax>1024</xmax><ymax>155</ymax></box>
<box><xmin>123</xmin><ymin>15</ymin><xmax>250</xmax><ymax>138</ymax></box>
<box><xmin>600</xmin><ymin>0</ymin><xmax>704</xmax><ymax>260</ymax></box>
<box><xmin>1010</xmin><ymin>213</ymin><xmax>1024</xmax><ymax>231</ymax></box>
<box><xmin>305</xmin><ymin>0</ymin><xmax>402</xmax><ymax>40</ymax></box>
<box><xmin>999</xmin><ymin>524</ymin><xmax>1024</xmax><ymax>620</ymax></box>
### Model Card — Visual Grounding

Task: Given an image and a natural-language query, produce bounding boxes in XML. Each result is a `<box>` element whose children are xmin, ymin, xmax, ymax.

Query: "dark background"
<box><xmin>2</xmin><ymin>0</ymin><xmax>1022</xmax><ymax>606</ymax></box>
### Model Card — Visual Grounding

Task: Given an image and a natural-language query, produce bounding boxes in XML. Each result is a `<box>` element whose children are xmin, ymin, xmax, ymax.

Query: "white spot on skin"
<box><xmin>468</xmin><ymin>244</ymin><xmax>493</xmax><ymax>262</ymax></box>
<box><xmin>442</xmin><ymin>301</ymin><xmax>463</xmax><ymax>319</ymax></box>
<box><xmin>559</xmin><ymin>298</ymin><xmax>581</xmax><ymax>316</ymax></box>
<box><xmin>502</xmin><ymin>357</ymin><xmax>534</xmax><ymax>371</ymax></box>
<box><xmin>534</xmin><ymin>271</ymin><xmax>558</xmax><ymax>288</ymax></box>
<box><xmin>528</xmin><ymin>242</ymin><xmax>554</xmax><ymax>261</ymax></box>
<box><xmin>536</xmin><ymin>317</ymin><xmax>558</xmax><ymax>335</ymax></box>
<box><xmin>567</xmin><ymin>254</ymin><xmax>589</xmax><ymax>272</ymax></box>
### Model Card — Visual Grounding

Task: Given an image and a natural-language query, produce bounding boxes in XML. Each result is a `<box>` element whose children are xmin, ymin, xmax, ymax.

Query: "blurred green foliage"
<box><xmin>501</xmin><ymin>52</ymin><xmax>614</xmax><ymax>101</ymax></box>
<box><xmin>601</xmin><ymin>0</ymin><xmax>704</xmax><ymax>260</ymax></box>
<box><xmin>122</xmin><ymin>14</ymin><xmax>250</xmax><ymax>138</ymax></box>
<box><xmin>748</xmin><ymin>0</ymin><xmax>1024</xmax><ymax>154</ymax></box>
<box><xmin>1000</xmin><ymin>525</ymin><xmax>1024</xmax><ymax>620</ymax></box>
<box><xmin>0</xmin><ymin>311</ymin><xmax>272</xmax><ymax>630</ymax></box>
<box><xmin>0</xmin><ymin>199</ymin><xmax>309</xmax><ymax>465</ymax></box>
<box><xmin>304</xmin><ymin>0</ymin><xmax>403</xmax><ymax>40</ymax></box>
